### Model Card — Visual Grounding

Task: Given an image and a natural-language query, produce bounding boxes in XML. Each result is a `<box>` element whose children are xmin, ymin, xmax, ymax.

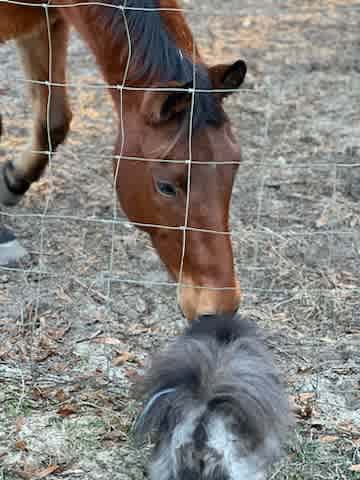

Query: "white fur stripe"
<box><xmin>136</xmin><ymin>388</ymin><xmax>176</xmax><ymax>430</ymax></box>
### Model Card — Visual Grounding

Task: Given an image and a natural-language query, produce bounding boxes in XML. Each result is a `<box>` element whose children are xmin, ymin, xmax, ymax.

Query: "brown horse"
<box><xmin>0</xmin><ymin>0</ymin><xmax>247</xmax><ymax>320</ymax></box>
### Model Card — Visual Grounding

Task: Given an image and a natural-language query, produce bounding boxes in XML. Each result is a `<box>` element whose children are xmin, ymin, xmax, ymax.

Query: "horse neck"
<box><xmin>157</xmin><ymin>0</ymin><xmax>201</xmax><ymax>60</ymax></box>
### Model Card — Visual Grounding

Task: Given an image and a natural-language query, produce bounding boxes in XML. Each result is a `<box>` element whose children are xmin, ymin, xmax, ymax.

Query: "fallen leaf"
<box><xmin>56</xmin><ymin>469</ymin><xmax>83</xmax><ymax>476</ymax></box>
<box><xmin>112</xmin><ymin>351</ymin><xmax>138</xmax><ymax>366</ymax></box>
<box><xmin>315</xmin><ymin>212</ymin><xmax>329</xmax><ymax>227</ymax></box>
<box><xmin>32</xmin><ymin>388</ymin><xmax>50</xmax><ymax>400</ymax></box>
<box><xmin>298</xmin><ymin>392</ymin><xmax>315</xmax><ymax>402</ymax></box>
<box><xmin>102</xmin><ymin>431</ymin><xmax>126</xmax><ymax>441</ymax></box>
<box><xmin>349</xmin><ymin>465</ymin><xmax>360</xmax><ymax>472</ymax></box>
<box><xmin>302</xmin><ymin>404</ymin><xmax>313</xmax><ymax>418</ymax></box>
<box><xmin>0</xmin><ymin>450</ymin><xmax>8</xmax><ymax>459</ymax></box>
<box><xmin>296</xmin><ymin>366</ymin><xmax>313</xmax><ymax>374</ymax></box>
<box><xmin>310</xmin><ymin>420</ymin><xmax>323</xmax><ymax>431</ymax></box>
<box><xmin>34</xmin><ymin>350</ymin><xmax>56</xmax><ymax>363</ymax></box>
<box><xmin>0</xmin><ymin>348</ymin><xmax>10</xmax><ymax>360</ymax></box>
<box><xmin>125</xmin><ymin>369</ymin><xmax>142</xmax><ymax>381</ymax></box>
<box><xmin>69</xmin><ymin>384</ymin><xmax>82</xmax><ymax>393</ymax></box>
<box><xmin>54</xmin><ymin>389</ymin><xmax>67</xmax><ymax>402</ymax></box>
<box><xmin>9</xmin><ymin>469</ymin><xmax>32</xmax><ymax>480</ymax></box>
<box><xmin>91</xmin><ymin>336</ymin><xmax>122</xmax><ymax>346</ymax></box>
<box><xmin>319</xmin><ymin>435</ymin><xmax>339</xmax><ymax>443</ymax></box>
<box><xmin>48</xmin><ymin>326</ymin><xmax>71</xmax><ymax>340</ymax></box>
<box><xmin>289</xmin><ymin>395</ymin><xmax>301</xmax><ymax>411</ymax></box>
<box><xmin>15</xmin><ymin>440</ymin><xmax>28</xmax><ymax>451</ymax></box>
<box><xmin>75</xmin><ymin>329</ymin><xmax>103</xmax><ymax>344</ymax></box>
<box><xmin>290</xmin><ymin>393</ymin><xmax>315</xmax><ymax>420</ymax></box>
<box><xmin>39</xmin><ymin>335</ymin><xmax>57</xmax><ymax>350</ymax></box>
<box><xmin>16</xmin><ymin>417</ymin><xmax>26</xmax><ymax>433</ymax></box>
<box><xmin>337</xmin><ymin>421</ymin><xmax>358</xmax><ymax>435</ymax></box>
<box><xmin>33</xmin><ymin>465</ymin><xmax>60</xmax><ymax>479</ymax></box>
<box><xmin>57</xmin><ymin>404</ymin><xmax>78</xmax><ymax>417</ymax></box>
<box><xmin>333</xmin><ymin>367</ymin><xmax>353</xmax><ymax>375</ymax></box>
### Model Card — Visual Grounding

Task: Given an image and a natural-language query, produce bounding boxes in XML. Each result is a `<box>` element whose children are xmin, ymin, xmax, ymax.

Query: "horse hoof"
<box><xmin>0</xmin><ymin>225</ymin><xmax>28</xmax><ymax>266</ymax></box>
<box><xmin>0</xmin><ymin>162</ymin><xmax>26</xmax><ymax>206</ymax></box>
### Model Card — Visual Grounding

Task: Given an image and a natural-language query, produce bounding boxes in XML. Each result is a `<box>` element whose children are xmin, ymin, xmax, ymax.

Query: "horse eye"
<box><xmin>156</xmin><ymin>180</ymin><xmax>177</xmax><ymax>197</ymax></box>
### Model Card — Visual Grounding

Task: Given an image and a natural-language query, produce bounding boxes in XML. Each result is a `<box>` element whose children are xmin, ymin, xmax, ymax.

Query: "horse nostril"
<box><xmin>199</xmin><ymin>459</ymin><xmax>205</xmax><ymax>473</ymax></box>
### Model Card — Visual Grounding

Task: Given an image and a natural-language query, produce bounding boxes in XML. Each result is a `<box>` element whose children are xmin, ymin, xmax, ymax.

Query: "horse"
<box><xmin>1</xmin><ymin>5</ymin><xmax>292</xmax><ymax>476</ymax></box>
<box><xmin>0</xmin><ymin>0</ymin><xmax>247</xmax><ymax>320</ymax></box>
<box><xmin>135</xmin><ymin>313</ymin><xmax>291</xmax><ymax>480</ymax></box>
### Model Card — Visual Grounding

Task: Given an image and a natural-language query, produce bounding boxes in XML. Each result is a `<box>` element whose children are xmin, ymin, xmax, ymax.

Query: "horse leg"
<box><xmin>0</xmin><ymin>14</ymin><xmax>72</xmax><ymax>206</ymax></box>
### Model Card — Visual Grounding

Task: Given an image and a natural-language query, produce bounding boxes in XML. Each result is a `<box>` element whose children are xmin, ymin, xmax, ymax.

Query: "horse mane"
<box><xmin>92</xmin><ymin>0</ymin><xmax>226</xmax><ymax>130</ymax></box>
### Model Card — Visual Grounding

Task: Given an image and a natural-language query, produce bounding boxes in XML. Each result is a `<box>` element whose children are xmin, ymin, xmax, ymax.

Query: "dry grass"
<box><xmin>1</xmin><ymin>0</ymin><xmax>360</xmax><ymax>478</ymax></box>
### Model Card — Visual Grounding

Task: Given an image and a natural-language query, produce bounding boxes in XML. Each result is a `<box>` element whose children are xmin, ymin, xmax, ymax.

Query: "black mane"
<box><xmin>94</xmin><ymin>0</ymin><xmax>226</xmax><ymax>130</ymax></box>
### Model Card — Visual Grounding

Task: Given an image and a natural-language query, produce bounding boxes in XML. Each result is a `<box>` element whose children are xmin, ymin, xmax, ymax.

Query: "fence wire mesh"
<box><xmin>0</xmin><ymin>0</ymin><xmax>359</xmax><ymax>479</ymax></box>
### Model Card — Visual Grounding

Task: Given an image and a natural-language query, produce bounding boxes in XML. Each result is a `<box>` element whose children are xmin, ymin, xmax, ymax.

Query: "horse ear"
<box><xmin>208</xmin><ymin>60</ymin><xmax>247</xmax><ymax>99</ymax></box>
<box><xmin>141</xmin><ymin>83</ymin><xmax>192</xmax><ymax>125</ymax></box>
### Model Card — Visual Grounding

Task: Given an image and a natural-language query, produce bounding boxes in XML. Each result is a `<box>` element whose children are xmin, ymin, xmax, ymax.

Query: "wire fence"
<box><xmin>0</xmin><ymin>0</ymin><xmax>359</xmax><ymax>478</ymax></box>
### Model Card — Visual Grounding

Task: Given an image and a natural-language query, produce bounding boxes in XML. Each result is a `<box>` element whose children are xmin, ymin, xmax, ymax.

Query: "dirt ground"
<box><xmin>0</xmin><ymin>0</ymin><xmax>359</xmax><ymax>478</ymax></box>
